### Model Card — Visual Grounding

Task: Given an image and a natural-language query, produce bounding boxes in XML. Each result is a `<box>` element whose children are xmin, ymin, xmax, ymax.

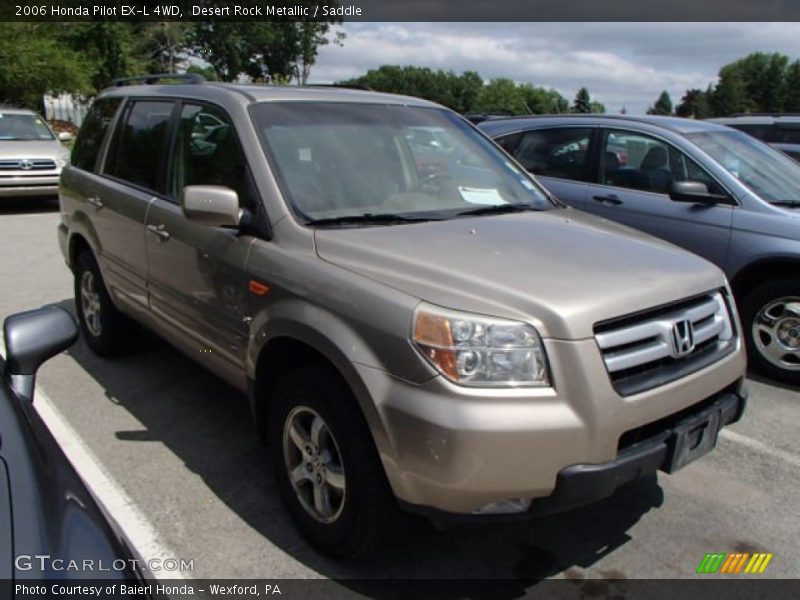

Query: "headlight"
<box><xmin>411</xmin><ymin>303</ymin><xmax>550</xmax><ymax>387</ymax></box>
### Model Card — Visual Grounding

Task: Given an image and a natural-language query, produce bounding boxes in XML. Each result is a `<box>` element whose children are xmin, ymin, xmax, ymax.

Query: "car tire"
<box><xmin>268</xmin><ymin>365</ymin><xmax>396</xmax><ymax>557</ymax></box>
<box><xmin>74</xmin><ymin>251</ymin><xmax>137</xmax><ymax>356</ymax></box>
<box><xmin>740</xmin><ymin>279</ymin><xmax>800</xmax><ymax>386</ymax></box>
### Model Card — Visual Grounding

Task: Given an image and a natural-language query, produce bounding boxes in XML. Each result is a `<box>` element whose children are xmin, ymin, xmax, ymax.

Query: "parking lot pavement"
<box><xmin>1</xmin><ymin>206</ymin><xmax>798</xmax><ymax>584</ymax></box>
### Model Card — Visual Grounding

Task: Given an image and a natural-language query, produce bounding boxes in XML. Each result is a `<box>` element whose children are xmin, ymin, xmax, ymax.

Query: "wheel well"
<box><xmin>68</xmin><ymin>234</ymin><xmax>92</xmax><ymax>272</ymax></box>
<box><xmin>252</xmin><ymin>337</ymin><xmax>342</xmax><ymax>443</ymax></box>
<box><xmin>731</xmin><ymin>260</ymin><xmax>800</xmax><ymax>301</ymax></box>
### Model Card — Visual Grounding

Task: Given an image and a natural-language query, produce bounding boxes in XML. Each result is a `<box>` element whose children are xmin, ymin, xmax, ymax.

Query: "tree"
<box><xmin>134</xmin><ymin>23</ymin><xmax>190</xmax><ymax>74</ymax></box>
<box><xmin>188</xmin><ymin>20</ymin><xmax>343</xmax><ymax>84</ymax></box>
<box><xmin>647</xmin><ymin>91</ymin><xmax>673</xmax><ymax>115</ymax></box>
<box><xmin>675</xmin><ymin>88</ymin><xmax>711</xmax><ymax>118</ymax></box>
<box><xmin>590</xmin><ymin>101</ymin><xmax>606</xmax><ymax>113</ymax></box>
<box><xmin>474</xmin><ymin>78</ymin><xmax>527</xmax><ymax>114</ymax></box>
<box><xmin>519</xmin><ymin>84</ymin><xmax>568</xmax><ymax>114</ymax></box>
<box><xmin>572</xmin><ymin>87</ymin><xmax>592</xmax><ymax>113</ymax></box>
<box><xmin>58</xmin><ymin>23</ymin><xmax>147</xmax><ymax>92</ymax></box>
<box><xmin>0</xmin><ymin>24</ymin><xmax>91</xmax><ymax>111</ymax></box>
<box><xmin>711</xmin><ymin>67</ymin><xmax>748</xmax><ymax>116</ymax></box>
<box><xmin>784</xmin><ymin>60</ymin><xmax>800</xmax><ymax>113</ymax></box>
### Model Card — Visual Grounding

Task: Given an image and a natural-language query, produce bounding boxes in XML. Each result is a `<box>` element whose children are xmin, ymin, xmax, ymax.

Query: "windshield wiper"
<box><xmin>305</xmin><ymin>213</ymin><xmax>437</xmax><ymax>227</ymax></box>
<box><xmin>771</xmin><ymin>200</ymin><xmax>800</xmax><ymax>208</ymax></box>
<box><xmin>456</xmin><ymin>204</ymin><xmax>539</xmax><ymax>217</ymax></box>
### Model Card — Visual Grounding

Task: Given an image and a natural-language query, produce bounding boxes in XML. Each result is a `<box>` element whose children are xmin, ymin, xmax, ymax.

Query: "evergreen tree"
<box><xmin>647</xmin><ymin>91</ymin><xmax>673</xmax><ymax>115</ymax></box>
<box><xmin>572</xmin><ymin>87</ymin><xmax>592</xmax><ymax>113</ymax></box>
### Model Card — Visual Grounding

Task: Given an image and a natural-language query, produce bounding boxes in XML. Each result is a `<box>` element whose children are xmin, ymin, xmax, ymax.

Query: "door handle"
<box><xmin>593</xmin><ymin>194</ymin><xmax>623</xmax><ymax>206</ymax></box>
<box><xmin>146</xmin><ymin>223</ymin><xmax>171</xmax><ymax>241</ymax></box>
<box><xmin>86</xmin><ymin>196</ymin><xmax>104</xmax><ymax>210</ymax></box>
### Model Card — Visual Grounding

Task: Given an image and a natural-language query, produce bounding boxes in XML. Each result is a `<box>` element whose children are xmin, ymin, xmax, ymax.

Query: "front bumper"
<box><xmin>0</xmin><ymin>175</ymin><xmax>59</xmax><ymax>197</ymax></box>
<box><xmin>358</xmin><ymin>335</ymin><xmax>746</xmax><ymax>516</ymax></box>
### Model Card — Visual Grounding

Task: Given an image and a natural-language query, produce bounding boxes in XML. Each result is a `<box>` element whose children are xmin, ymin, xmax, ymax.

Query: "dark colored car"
<box><xmin>1</xmin><ymin>306</ymin><xmax>144</xmax><ymax>591</ymax></box>
<box><xmin>709</xmin><ymin>115</ymin><xmax>800</xmax><ymax>162</ymax></box>
<box><xmin>480</xmin><ymin>115</ymin><xmax>800</xmax><ymax>384</ymax></box>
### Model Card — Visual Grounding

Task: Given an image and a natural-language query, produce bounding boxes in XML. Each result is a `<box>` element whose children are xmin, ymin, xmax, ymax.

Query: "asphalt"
<box><xmin>1</xmin><ymin>199</ymin><xmax>798</xmax><ymax>587</ymax></box>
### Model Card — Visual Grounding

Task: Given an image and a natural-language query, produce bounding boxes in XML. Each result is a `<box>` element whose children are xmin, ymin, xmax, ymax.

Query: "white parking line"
<box><xmin>33</xmin><ymin>383</ymin><xmax>192</xmax><ymax>581</ymax></box>
<box><xmin>720</xmin><ymin>429</ymin><xmax>800</xmax><ymax>469</ymax></box>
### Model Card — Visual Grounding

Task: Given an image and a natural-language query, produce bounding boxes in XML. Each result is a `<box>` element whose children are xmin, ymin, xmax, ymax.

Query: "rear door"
<box><xmin>91</xmin><ymin>98</ymin><xmax>177</xmax><ymax>316</ymax></box>
<box><xmin>582</xmin><ymin>128</ymin><xmax>734</xmax><ymax>267</ymax></box>
<box><xmin>145</xmin><ymin>102</ymin><xmax>255</xmax><ymax>389</ymax></box>
<box><xmin>496</xmin><ymin>126</ymin><xmax>596</xmax><ymax>209</ymax></box>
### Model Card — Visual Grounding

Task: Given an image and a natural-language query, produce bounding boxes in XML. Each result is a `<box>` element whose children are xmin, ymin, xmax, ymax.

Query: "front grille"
<box><xmin>0</xmin><ymin>159</ymin><xmax>57</xmax><ymax>171</ymax></box>
<box><xmin>595</xmin><ymin>291</ymin><xmax>737</xmax><ymax>396</ymax></box>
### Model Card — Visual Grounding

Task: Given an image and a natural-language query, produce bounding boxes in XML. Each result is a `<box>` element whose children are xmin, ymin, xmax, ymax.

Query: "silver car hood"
<box><xmin>0</xmin><ymin>140</ymin><xmax>68</xmax><ymax>159</ymax></box>
<box><xmin>314</xmin><ymin>209</ymin><xmax>727</xmax><ymax>340</ymax></box>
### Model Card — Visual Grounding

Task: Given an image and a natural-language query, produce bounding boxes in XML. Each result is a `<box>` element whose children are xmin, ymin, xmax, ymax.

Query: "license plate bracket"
<box><xmin>663</xmin><ymin>407</ymin><xmax>722</xmax><ymax>473</ymax></box>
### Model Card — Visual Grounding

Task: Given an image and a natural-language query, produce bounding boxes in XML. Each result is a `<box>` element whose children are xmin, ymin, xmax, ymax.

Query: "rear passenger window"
<box><xmin>512</xmin><ymin>128</ymin><xmax>592</xmax><ymax>181</ymax></box>
<box><xmin>71</xmin><ymin>98</ymin><xmax>122</xmax><ymax>172</ymax></box>
<box><xmin>104</xmin><ymin>100</ymin><xmax>175</xmax><ymax>191</ymax></box>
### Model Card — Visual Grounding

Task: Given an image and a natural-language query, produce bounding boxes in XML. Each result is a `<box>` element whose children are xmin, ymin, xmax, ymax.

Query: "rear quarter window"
<box><xmin>71</xmin><ymin>98</ymin><xmax>122</xmax><ymax>172</ymax></box>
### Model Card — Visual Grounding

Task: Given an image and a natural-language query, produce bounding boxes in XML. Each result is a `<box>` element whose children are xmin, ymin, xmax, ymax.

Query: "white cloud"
<box><xmin>310</xmin><ymin>22</ymin><xmax>800</xmax><ymax>113</ymax></box>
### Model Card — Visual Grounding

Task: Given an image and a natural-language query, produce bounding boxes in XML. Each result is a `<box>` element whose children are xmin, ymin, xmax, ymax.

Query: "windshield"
<box><xmin>251</xmin><ymin>102</ymin><xmax>553</xmax><ymax>224</ymax></box>
<box><xmin>686</xmin><ymin>129</ymin><xmax>800</xmax><ymax>204</ymax></box>
<box><xmin>0</xmin><ymin>113</ymin><xmax>54</xmax><ymax>141</ymax></box>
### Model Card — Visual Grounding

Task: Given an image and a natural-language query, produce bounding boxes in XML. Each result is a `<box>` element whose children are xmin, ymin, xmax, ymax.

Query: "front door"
<box><xmin>582</xmin><ymin>128</ymin><xmax>734</xmax><ymax>268</ymax></box>
<box><xmin>145</xmin><ymin>102</ymin><xmax>255</xmax><ymax>388</ymax></box>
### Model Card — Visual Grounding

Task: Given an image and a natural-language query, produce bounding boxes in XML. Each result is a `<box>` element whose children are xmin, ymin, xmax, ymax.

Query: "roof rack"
<box><xmin>111</xmin><ymin>73</ymin><xmax>206</xmax><ymax>87</ymax></box>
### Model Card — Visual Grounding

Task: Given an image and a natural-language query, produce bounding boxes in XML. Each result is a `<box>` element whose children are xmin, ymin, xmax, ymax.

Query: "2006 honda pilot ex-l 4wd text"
<box><xmin>58</xmin><ymin>75</ymin><xmax>747</xmax><ymax>557</ymax></box>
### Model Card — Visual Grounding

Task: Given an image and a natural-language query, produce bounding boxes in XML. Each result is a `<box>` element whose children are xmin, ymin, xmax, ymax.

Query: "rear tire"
<box><xmin>268</xmin><ymin>365</ymin><xmax>395</xmax><ymax>557</ymax></box>
<box><xmin>740</xmin><ymin>279</ymin><xmax>800</xmax><ymax>386</ymax></box>
<box><xmin>74</xmin><ymin>251</ymin><xmax>138</xmax><ymax>356</ymax></box>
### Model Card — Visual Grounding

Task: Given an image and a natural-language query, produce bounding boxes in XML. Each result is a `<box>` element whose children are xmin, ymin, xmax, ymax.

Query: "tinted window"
<box><xmin>602</xmin><ymin>130</ymin><xmax>724</xmax><ymax>196</ymax></box>
<box><xmin>169</xmin><ymin>104</ymin><xmax>251</xmax><ymax>206</ymax></box>
<box><xmin>104</xmin><ymin>100</ymin><xmax>174</xmax><ymax>191</ymax></box>
<box><xmin>72</xmin><ymin>98</ymin><xmax>121</xmax><ymax>171</ymax></box>
<box><xmin>777</xmin><ymin>127</ymin><xmax>800</xmax><ymax>144</ymax></box>
<box><xmin>730</xmin><ymin>124</ymin><xmax>774</xmax><ymax>142</ymax></box>
<box><xmin>512</xmin><ymin>128</ymin><xmax>592</xmax><ymax>181</ymax></box>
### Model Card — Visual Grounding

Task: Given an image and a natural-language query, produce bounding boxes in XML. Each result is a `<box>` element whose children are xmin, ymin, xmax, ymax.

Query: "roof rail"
<box><xmin>728</xmin><ymin>112</ymin><xmax>800</xmax><ymax>118</ymax></box>
<box><xmin>306</xmin><ymin>83</ymin><xmax>374</xmax><ymax>91</ymax></box>
<box><xmin>111</xmin><ymin>73</ymin><xmax>206</xmax><ymax>87</ymax></box>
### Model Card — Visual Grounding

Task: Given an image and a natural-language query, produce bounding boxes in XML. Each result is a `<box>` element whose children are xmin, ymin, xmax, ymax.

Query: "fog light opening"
<box><xmin>472</xmin><ymin>498</ymin><xmax>532</xmax><ymax>515</ymax></box>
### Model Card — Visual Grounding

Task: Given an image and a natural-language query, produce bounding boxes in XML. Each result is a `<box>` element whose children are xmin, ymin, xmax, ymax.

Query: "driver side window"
<box><xmin>169</xmin><ymin>104</ymin><xmax>252</xmax><ymax>208</ymax></box>
<box><xmin>601</xmin><ymin>130</ymin><xmax>724</xmax><ymax>196</ymax></box>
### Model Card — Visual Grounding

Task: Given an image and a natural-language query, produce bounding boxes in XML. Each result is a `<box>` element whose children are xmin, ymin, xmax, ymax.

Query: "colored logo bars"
<box><xmin>697</xmin><ymin>552</ymin><xmax>774</xmax><ymax>574</ymax></box>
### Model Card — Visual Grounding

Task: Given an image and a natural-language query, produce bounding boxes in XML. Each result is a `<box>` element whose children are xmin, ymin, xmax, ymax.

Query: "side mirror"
<box><xmin>3</xmin><ymin>306</ymin><xmax>78</xmax><ymax>400</ymax></box>
<box><xmin>181</xmin><ymin>185</ymin><xmax>241</xmax><ymax>228</ymax></box>
<box><xmin>669</xmin><ymin>181</ymin><xmax>730</xmax><ymax>205</ymax></box>
<box><xmin>58</xmin><ymin>131</ymin><xmax>74</xmax><ymax>142</ymax></box>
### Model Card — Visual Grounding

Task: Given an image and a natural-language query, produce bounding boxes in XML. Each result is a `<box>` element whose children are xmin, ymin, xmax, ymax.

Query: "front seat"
<box><xmin>639</xmin><ymin>146</ymin><xmax>673</xmax><ymax>194</ymax></box>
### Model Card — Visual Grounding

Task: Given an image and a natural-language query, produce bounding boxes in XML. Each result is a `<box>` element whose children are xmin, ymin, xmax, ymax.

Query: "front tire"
<box><xmin>74</xmin><ymin>251</ymin><xmax>137</xmax><ymax>356</ymax></box>
<box><xmin>268</xmin><ymin>365</ymin><xmax>395</xmax><ymax>557</ymax></box>
<box><xmin>740</xmin><ymin>279</ymin><xmax>800</xmax><ymax>386</ymax></box>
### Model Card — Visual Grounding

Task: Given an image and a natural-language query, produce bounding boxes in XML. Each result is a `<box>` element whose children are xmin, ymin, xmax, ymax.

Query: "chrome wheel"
<box><xmin>80</xmin><ymin>271</ymin><xmax>102</xmax><ymax>337</ymax></box>
<box><xmin>752</xmin><ymin>297</ymin><xmax>800</xmax><ymax>371</ymax></box>
<box><xmin>283</xmin><ymin>406</ymin><xmax>346</xmax><ymax>524</ymax></box>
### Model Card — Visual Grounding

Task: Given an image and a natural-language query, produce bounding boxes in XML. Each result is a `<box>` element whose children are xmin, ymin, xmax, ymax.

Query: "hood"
<box><xmin>314</xmin><ymin>209</ymin><xmax>727</xmax><ymax>340</ymax></box>
<box><xmin>0</xmin><ymin>140</ymin><xmax>68</xmax><ymax>160</ymax></box>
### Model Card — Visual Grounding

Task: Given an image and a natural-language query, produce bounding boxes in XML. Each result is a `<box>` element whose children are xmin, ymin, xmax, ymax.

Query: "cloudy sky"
<box><xmin>310</xmin><ymin>23</ymin><xmax>800</xmax><ymax>114</ymax></box>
